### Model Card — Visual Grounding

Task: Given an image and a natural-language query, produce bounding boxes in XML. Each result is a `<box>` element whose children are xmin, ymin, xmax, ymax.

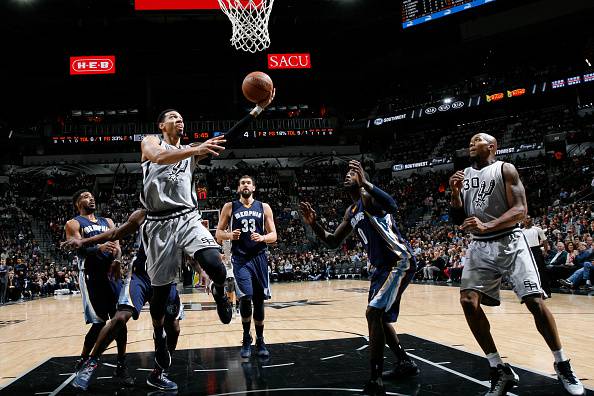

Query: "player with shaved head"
<box><xmin>449</xmin><ymin>133</ymin><xmax>584</xmax><ymax>396</ymax></box>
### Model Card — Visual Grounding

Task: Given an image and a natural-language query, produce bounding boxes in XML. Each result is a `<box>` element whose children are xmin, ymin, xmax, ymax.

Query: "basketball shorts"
<box><xmin>461</xmin><ymin>229</ymin><xmax>545</xmax><ymax>306</ymax></box>
<box><xmin>368</xmin><ymin>256</ymin><xmax>415</xmax><ymax>323</ymax></box>
<box><xmin>142</xmin><ymin>208</ymin><xmax>220</xmax><ymax>286</ymax></box>
<box><xmin>232</xmin><ymin>252</ymin><xmax>271</xmax><ymax>300</ymax></box>
<box><xmin>117</xmin><ymin>272</ymin><xmax>184</xmax><ymax>321</ymax></box>
<box><xmin>79</xmin><ymin>271</ymin><xmax>121</xmax><ymax>324</ymax></box>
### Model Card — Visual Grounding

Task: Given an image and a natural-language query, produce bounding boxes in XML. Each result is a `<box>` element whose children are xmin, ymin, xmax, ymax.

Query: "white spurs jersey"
<box><xmin>462</xmin><ymin>160</ymin><xmax>514</xmax><ymax>239</ymax></box>
<box><xmin>140</xmin><ymin>139</ymin><xmax>197</xmax><ymax>213</ymax></box>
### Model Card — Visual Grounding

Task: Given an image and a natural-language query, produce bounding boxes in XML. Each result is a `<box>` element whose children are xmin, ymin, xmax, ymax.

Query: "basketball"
<box><xmin>242</xmin><ymin>71</ymin><xmax>273</xmax><ymax>103</ymax></box>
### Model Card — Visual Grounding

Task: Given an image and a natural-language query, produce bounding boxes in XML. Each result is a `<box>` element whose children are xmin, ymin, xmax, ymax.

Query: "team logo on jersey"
<box><xmin>167</xmin><ymin>160</ymin><xmax>188</xmax><ymax>182</ymax></box>
<box><xmin>473</xmin><ymin>179</ymin><xmax>496</xmax><ymax>208</ymax></box>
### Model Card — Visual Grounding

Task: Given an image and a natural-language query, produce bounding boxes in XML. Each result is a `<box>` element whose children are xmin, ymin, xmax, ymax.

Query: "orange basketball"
<box><xmin>242</xmin><ymin>71</ymin><xmax>273</xmax><ymax>103</ymax></box>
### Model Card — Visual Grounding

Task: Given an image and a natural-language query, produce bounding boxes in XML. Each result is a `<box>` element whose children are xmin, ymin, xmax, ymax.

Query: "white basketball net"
<box><xmin>217</xmin><ymin>0</ymin><xmax>275</xmax><ymax>53</ymax></box>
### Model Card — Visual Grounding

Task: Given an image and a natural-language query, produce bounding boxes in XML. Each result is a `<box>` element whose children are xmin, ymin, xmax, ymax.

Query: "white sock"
<box><xmin>587</xmin><ymin>280</ymin><xmax>592</xmax><ymax>286</ymax></box>
<box><xmin>486</xmin><ymin>352</ymin><xmax>504</xmax><ymax>368</ymax></box>
<box><xmin>553</xmin><ymin>349</ymin><xmax>567</xmax><ymax>363</ymax></box>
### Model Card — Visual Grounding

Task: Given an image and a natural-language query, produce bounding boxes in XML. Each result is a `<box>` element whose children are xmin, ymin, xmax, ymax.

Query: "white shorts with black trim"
<box><xmin>142</xmin><ymin>208</ymin><xmax>220</xmax><ymax>286</ymax></box>
<box><xmin>461</xmin><ymin>228</ymin><xmax>546</xmax><ymax>306</ymax></box>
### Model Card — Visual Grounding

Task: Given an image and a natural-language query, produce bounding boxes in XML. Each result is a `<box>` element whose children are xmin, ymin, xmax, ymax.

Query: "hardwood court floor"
<box><xmin>1</xmin><ymin>280</ymin><xmax>593</xmax><ymax>389</ymax></box>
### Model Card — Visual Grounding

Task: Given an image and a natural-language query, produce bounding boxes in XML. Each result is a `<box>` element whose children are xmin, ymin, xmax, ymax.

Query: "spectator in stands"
<box><xmin>0</xmin><ymin>261</ymin><xmax>7</xmax><ymax>304</ymax></box>
<box><xmin>422</xmin><ymin>250</ymin><xmax>443</xmax><ymax>281</ymax></box>
<box><xmin>559</xmin><ymin>242</ymin><xmax>594</xmax><ymax>290</ymax></box>
<box><xmin>546</xmin><ymin>241</ymin><xmax>573</xmax><ymax>285</ymax></box>
<box><xmin>547</xmin><ymin>242</ymin><xmax>568</xmax><ymax>267</ymax></box>
<box><xmin>7</xmin><ymin>270</ymin><xmax>21</xmax><ymax>301</ymax></box>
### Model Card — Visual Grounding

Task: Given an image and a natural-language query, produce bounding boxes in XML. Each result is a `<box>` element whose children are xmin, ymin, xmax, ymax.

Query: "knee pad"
<box><xmin>239</xmin><ymin>297</ymin><xmax>252</xmax><ymax>319</ymax></box>
<box><xmin>84</xmin><ymin>323</ymin><xmax>104</xmax><ymax>349</ymax></box>
<box><xmin>194</xmin><ymin>248</ymin><xmax>226</xmax><ymax>285</ymax></box>
<box><xmin>252</xmin><ymin>298</ymin><xmax>265</xmax><ymax>322</ymax></box>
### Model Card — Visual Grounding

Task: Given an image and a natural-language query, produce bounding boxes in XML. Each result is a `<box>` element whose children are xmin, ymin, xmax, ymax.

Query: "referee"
<box><xmin>522</xmin><ymin>215</ymin><xmax>551</xmax><ymax>297</ymax></box>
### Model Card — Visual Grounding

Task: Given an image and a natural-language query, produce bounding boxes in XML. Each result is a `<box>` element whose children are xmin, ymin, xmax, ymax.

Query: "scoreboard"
<box><xmin>51</xmin><ymin>128</ymin><xmax>335</xmax><ymax>145</ymax></box>
<box><xmin>402</xmin><ymin>0</ymin><xmax>496</xmax><ymax>29</ymax></box>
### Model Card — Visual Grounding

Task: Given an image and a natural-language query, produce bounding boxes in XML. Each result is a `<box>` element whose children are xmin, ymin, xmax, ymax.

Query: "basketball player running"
<box><xmin>219</xmin><ymin>238</ymin><xmax>240</xmax><ymax>315</ymax></box>
<box><xmin>449</xmin><ymin>133</ymin><xmax>584</xmax><ymax>396</ymax></box>
<box><xmin>216</xmin><ymin>175</ymin><xmax>277</xmax><ymax>358</ymax></box>
<box><xmin>64</xmin><ymin>190</ymin><xmax>133</xmax><ymax>386</ymax></box>
<box><xmin>141</xmin><ymin>99</ymin><xmax>273</xmax><ymax>390</ymax></box>
<box><xmin>63</xmin><ymin>209</ymin><xmax>183</xmax><ymax>391</ymax></box>
<box><xmin>300</xmin><ymin>161</ymin><xmax>418</xmax><ymax>396</ymax></box>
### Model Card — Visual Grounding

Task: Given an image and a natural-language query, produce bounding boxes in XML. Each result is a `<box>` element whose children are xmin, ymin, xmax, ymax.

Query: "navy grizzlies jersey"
<box><xmin>75</xmin><ymin>215</ymin><xmax>113</xmax><ymax>277</ymax></box>
<box><xmin>230</xmin><ymin>200</ymin><xmax>266</xmax><ymax>258</ymax></box>
<box><xmin>348</xmin><ymin>200</ymin><xmax>415</xmax><ymax>269</ymax></box>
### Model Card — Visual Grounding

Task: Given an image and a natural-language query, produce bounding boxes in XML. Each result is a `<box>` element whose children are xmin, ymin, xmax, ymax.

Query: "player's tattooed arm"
<box><xmin>251</xmin><ymin>203</ymin><xmax>277</xmax><ymax>243</ymax></box>
<box><xmin>141</xmin><ymin>135</ymin><xmax>226</xmax><ymax>164</ymax></box>
<box><xmin>64</xmin><ymin>218</ymin><xmax>109</xmax><ymax>256</ymax></box>
<box><xmin>299</xmin><ymin>202</ymin><xmax>353</xmax><ymax>249</ymax></box>
<box><xmin>61</xmin><ymin>210</ymin><xmax>145</xmax><ymax>251</ymax></box>
<box><xmin>461</xmin><ymin>163</ymin><xmax>527</xmax><ymax>234</ymax></box>
<box><xmin>215</xmin><ymin>202</ymin><xmax>241</xmax><ymax>241</ymax></box>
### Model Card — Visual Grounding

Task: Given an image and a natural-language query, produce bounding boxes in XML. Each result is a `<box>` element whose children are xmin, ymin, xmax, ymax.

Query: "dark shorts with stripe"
<box><xmin>117</xmin><ymin>272</ymin><xmax>184</xmax><ymax>320</ymax></box>
<box><xmin>232</xmin><ymin>252</ymin><xmax>271</xmax><ymax>300</ymax></box>
<box><xmin>80</xmin><ymin>273</ymin><xmax>122</xmax><ymax>324</ymax></box>
<box><xmin>368</xmin><ymin>257</ymin><xmax>415</xmax><ymax>323</ymax></box>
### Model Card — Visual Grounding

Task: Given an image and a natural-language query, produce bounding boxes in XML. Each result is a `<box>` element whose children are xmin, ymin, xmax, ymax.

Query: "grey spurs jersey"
<box><xmin>140</xmin><ymin>138</ymin><xmax>197</xmax><ymax>213</ymax></box>
<box><xmin>462</xmin><ymin>160</ymin><xmax>512</xmax><ymax>239</ymax></box>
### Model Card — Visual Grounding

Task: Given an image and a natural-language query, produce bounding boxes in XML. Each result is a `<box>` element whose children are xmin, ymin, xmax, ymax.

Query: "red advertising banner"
<box><xmin>268</xmin><ymin>53</ymin><xmax>312</xmax><ymax>69</ymax></box>
<box><xmin>507</xmin><ymin>88</ymin><xmax>526</xmax><ymax>98</ymax></box>
<box><xmin>70</xmin><ymin>56</ymin><xmax>116</xmax><ymax>75</ymax></box>
<box><xmin>485</xmin><ymin>92</ymin><xmax>504</xmax><ymax>102</ymax></box>
<box><xmin>135</xmin><ymin>0</ymin><xmax>220</xmax><ymax>10</ymax></box>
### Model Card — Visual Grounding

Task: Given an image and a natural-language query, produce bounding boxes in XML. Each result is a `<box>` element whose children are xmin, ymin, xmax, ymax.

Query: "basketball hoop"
<box><xmin>217</xmin><ymin>0</ymin><xmax>275</xmax><ymax>53</ymax></box>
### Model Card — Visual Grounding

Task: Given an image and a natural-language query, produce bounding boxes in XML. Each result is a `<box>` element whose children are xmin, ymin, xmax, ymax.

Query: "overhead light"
<box><xmin>443</xmin><ymin>98</ymin><xmax>452</xmax><ymax>104</ymax></box>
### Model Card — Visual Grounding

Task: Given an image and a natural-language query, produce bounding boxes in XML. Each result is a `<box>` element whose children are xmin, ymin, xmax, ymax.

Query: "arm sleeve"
<box><xmin>367</xmin><ymin>185</ymin><xmax>398</xmax><ymax>214</ymax></box>
<box><xmin>449</xmin><ymin>206</ymin><xmax>466</xmax><ymax>226</ymax></box>
<box><xmin>225</xmin><ymin>113</ymin><xmax>255</xmax><ymax>143</ymax></box>
<box><xmin>198</xmin><ymin>113</ymin><xmax>255</xmax><ymax>166</ymax></box>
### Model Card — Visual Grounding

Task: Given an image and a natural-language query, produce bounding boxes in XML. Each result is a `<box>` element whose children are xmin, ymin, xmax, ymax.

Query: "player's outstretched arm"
<box><xmin>61</xmin><ymin>209</ymin><xmax>146</xmax><ymax>250</ymax></box>
<box><xmin>224</xmin><ymin>89</ymin><xmax>276</xmax><ymax>143</ymax></box>
<box><xmin>461</xmin><ymin>163</ymin><xmax>527</xmax><ymax>234</ymax></box>
<box><xmin>299</xmin><ymin>202</ymin><xmax>352</xmax><ymax>249</ymax></box>
<box><xmin>64</xmin><ymin>218</ymin><xmax>115</xmax><ymax>255</ymax></box>
<box><xmin>349</xmin><ymin>160</ymin><xmax>398</xmax><ymax>215</ymax></box>
<box><xmin>251</xmin><ymin>203</ymin><xmax>277</xmax><ymax>244</ymax></box>
<box><xmin>215</xmin><ymin>203</ymin><xmax>241</xmax><ymax>241</ymax></box>
<box><xmin>105</xmin><ymin>218</ymin><xmax>122</xmax><ymax>260</ymax></box>
<box><xmin>142</xmin><ymin>135</ymin><xmax>226</xmax><ymax>164</ymax></box>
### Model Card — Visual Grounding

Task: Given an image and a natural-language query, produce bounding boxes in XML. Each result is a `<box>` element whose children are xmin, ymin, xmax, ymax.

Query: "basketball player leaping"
<box><xmin>64</xmin><ymin>190</ymin><xmax>133</xmax><ymax>387</ymax></box>
<box><xmin>216</xmin><ymin>175</ymin><xmax>277</xmax><ymax>359</ymax></box>
<box><xmin>449</xmin><ymin>133</ymin><xmax>584</xmax><ymax>396</ymax></box>
<box><xmin>62</xmin><ymin>209</ymin><xmax>183</xmax><ymax>391</ymax></box>
<box><xmin>141</xmin><ymin>97</ymin><xmax>273</xmax><ymax>390</ymax></box>
<box><xmin>300</xmin><ymin>160</ymin><xmax>418</xmax><ymax>396</ymax></box>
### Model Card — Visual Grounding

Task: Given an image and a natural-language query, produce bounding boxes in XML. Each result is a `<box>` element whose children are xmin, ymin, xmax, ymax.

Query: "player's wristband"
<box><xmin>250</xmin><ymin>105</ymin><xmax>264</xmax><ymax>117</ymax></box>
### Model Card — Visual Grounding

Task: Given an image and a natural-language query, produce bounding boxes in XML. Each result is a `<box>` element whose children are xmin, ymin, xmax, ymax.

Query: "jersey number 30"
<box><xmin>241</xmin><ymin>219</ymin><xmax>257</xmax><ymax>233</ymax></box>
